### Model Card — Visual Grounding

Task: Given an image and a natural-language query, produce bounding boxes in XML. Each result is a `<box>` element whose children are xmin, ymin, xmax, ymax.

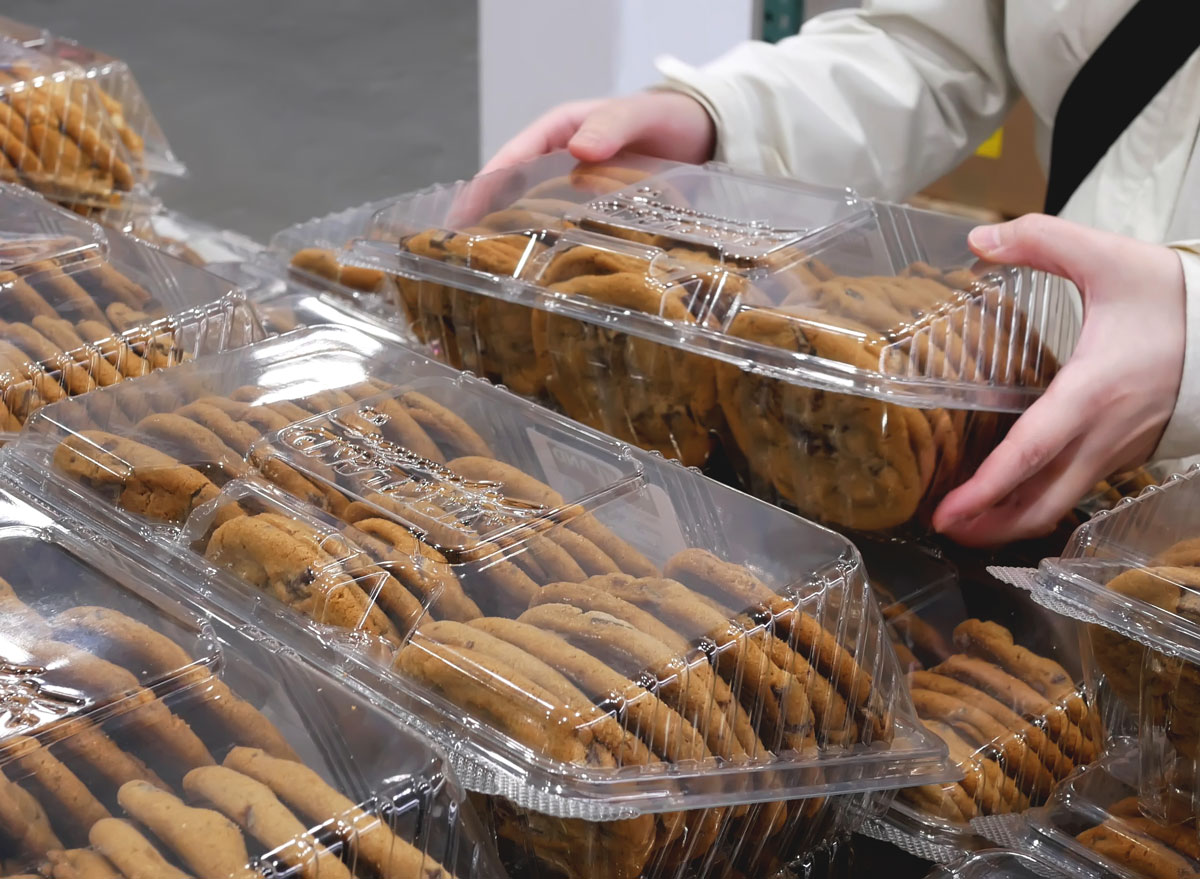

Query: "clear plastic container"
<box><xmin>269</xmin><ymin>151</ymin><xmax>1079</xmax><ymax>535</ymax></box>
<box><xmin>853</xmin><ymin>539</ymin><xmax>1103</xmax><ymax>864</ymax></box>
<box><xmin>0</xmin><ymin>183</ymin><xmax>264</xmax><ymax>435</ymax></box>
<box><xmin>1034</xmin><ymin>465</ymin><xmax>1200</xmax><ymax>827</ymax></box>
<box><xmin>1021</xmin><ymin>747</ymin><xmax>1200</xmax><ymax>878</ymax></box>
<box><xmin>0</xmin><ymin>39</ymin><xmax>164</xmax><ymax>218</ymax></box>
<box><xmin>0</xmin><ymin>14</ymin><xmax>184</xmax><ymax>180</ymax></box>
<box><xmin>126</xmin><ymin>210</ymin><xmax>264</xmax><ymax>269</ymax></box>
<box><xmin>4</xmin><ymin>323</ymin><xmax>957</xmax><ymax>879</ymax></box>
<box><xmin>0</xmin><ymin>478</ymin><xmax>497</xmax><ymax>879</ymax></box>
<box><xmin>922</xmin><ymin>851</ymin><xmax>1071</xmax><ymax>879</ymax></box>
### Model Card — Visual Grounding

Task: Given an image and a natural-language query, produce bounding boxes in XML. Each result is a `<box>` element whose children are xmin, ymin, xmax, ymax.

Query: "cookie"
<box><xmin>0</xmin><ymin>271</ymin><xmax>60</xmax><ymax>322</ymax></box>
<box><xmin>952</xmin><ymin>620</ymin><xmax>1088</xmax><ymax>726</ymax></box>
<box><xmin>531</xmin><ymin>580</ymin><xmax>765</xmax><ymax>759</ymax></box>
<box><xmin>46</xmin><ymin>848</ymin><xmax>121</xmax><ymax>879</ymax></box>
<box><xmin>0</xmin><ymin>767</ymin><xmax>63</xmax><ymax>860</ymax></box>
<box><xmin>517</xmin><ymin>603</ymin><xmax>743</xmax><ymax>761</ymax></box>
<box><xmin>88</xmin><ymin>818</ymin><xmax>190</xmax><ymax>879</ymax></box>
<box><xmin>50</xmin><ymin>606</ymin><xmax>300</xmax><ymax>761</ymax></box>
<box><xmin>30</xmin><ymin>317</ymin><xmax>122</xmax><ymax>388</ymax></box>
<box><xmin>898</xmin><ymin>781</ymin><xmax>975</xmax><ymax>824</ymax></box>
<box><xmin>922</xmin><ymin>719</ymin><xmax>1027</xmax><ymax>815</ymax></box>
<box><xmin>932</xmin><ymin>654</ymin><xmax>1091</xmax><ymax>764</ymax></box>
<box><xmin>542</xmin><ymin>527</ymin><xmax>621</xmax><ymax>576</ymax></box>
<box><xmin>341</xmin><ymin>382</ymin><xmax>445</xmax><ymax>463</ymax></box>
<box><xmin>290</xmin><ymin>248</ymin><xmax>386</xmax><ymax>294</ymax></box>
<box><xmin>1076</xmin><ymin>823</ymin><xmax>1196</xmax><ymax>879</ymax></box>
<box><xmin>466</xmin><ymin>617</ymin><xmax>713</xmax><ymax>767</ymax></box>
<box><xmin>116</xmin><ymin>781</ymin><xmax>256</xmax><ymax>879</ymax></box>
<box><xmin>909</xmin><ymin>670</ymin><xmax>1073</xmax><ymax>783</ymax></box>
<box><xmin>534</xmin><ymin>271</ymin><xmax>717</xmax><ymax>467</ymax></box>
<box><xmin>664</xmin><ymin>549</ymin><xmax>884</xmax><ymax>740</ymax></box>
<box><xmin>1</xmin><ymin>320</ymin><xmax>97</xmax><ymax>396</ymax></box>
<box><xmin>4</xmin><ymin>736</ymin><xmax>111</xmax><ymax>833</ymax></box>
<box><xmin>908</xmin><ymin>686</ymin><xmax>1057</xmax><ymax>801</ymax></box>
<box><xmin>134</xmin><ymin>413</ymin><xmax>246</xmax><ymax>483</ymax></box>
<box><xmin>419</xmin><ymin>619</ymin><xmax>654</xmax><ymax>768</ymax></box>
<box><xmin>398</xmin><ymin>391</ymin><xmax>492</xmax><ymax>459</ymax></box>
<box><xmin>52</xmin><ymin>431</ymin><xmax>226</xmax><ymax>525</ymax></box>
<box><xmin>223</xmin><ymin>747</ymin><xmax>454</xmax><ymax>879</ymax></box>
<box><xmin>350</xmin><ymin>517</ymin><xmax>482</xmax><ymax>621</ymax></box>
<box><xmin>73</xmin><ymin>322</ymin><xmax>153</xmax><ymax>379</ymax></box>
<box><xmin>183</xmin><ymin>766</ymin><xmax>352</xmax><ymax>879</ymax></box>
<box><xmin>204</xmin><ymin>513</ymin><xmax>403</xmax><ymax>646</ymax></box>
<box><xmin>72</xmin><ymin>264</ymin><xmax>153</xmax><ymax>311</ymax></box>
<box><xmin>171</xmin><ymin>402</ymin><xmax>261</xmax><ymax>456</ymax></box>
<box><xmin>44</xmin><ymin>718</ymin><xmax>170</xmax><ymax>794</ymax></box>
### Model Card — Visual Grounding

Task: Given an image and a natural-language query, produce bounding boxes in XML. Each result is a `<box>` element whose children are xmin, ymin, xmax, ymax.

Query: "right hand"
<box><xmin>479</xmin><ymin>92</ymin><xmax>717</xmax><ymax>175</ymax></box>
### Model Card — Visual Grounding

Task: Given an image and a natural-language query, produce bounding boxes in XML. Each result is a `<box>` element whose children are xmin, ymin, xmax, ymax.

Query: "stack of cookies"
<box><xmin>29</xmin><ymin>325</ymin><xmax>933</xmax><ymax>879</ymax></box>
<box><xmin>284</xmin><ymin>157</ymin><xmax>1065</xmax><ymax>533</ymax></box>
<box><xmin>0</xmin><ymin>579</ymin><xmax>458</xmax><ymax>879</ymax></box>
<box><xmin>0</xmin><ymin>53</ymin><xmax>145</xmax><ymax>215</ymax></box>
<box><xmin>1072</xmin><ymin>796</ymin><xmax>1199</xmax><ymax>878</ymax></box>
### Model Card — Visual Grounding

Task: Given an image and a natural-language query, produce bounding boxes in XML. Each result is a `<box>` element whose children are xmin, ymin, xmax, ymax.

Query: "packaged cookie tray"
<box><xmin>0</xmin><ymin>479</ymin><xmax>497</xmax><ymax>879</ymax></box>
<box><xmin>1</xmin><ymin>323</ymin><xmax>956</xmax><ymax>879</ymax></box>
<box><xmin>0</xmin><ymin>38</ymin><xmax>164</xmax><ymax>218</ymax></box>
<box><xmin>1011</xmin><ymin>747</ymin><xmax>1200</xmax><ymax>878</ymax></box>
<box><xmin>271</xmin><ymin>150</ymin><xmax>1080</xmax><ymax>535</ymax></box>
<box><xmin>0</xmin><ymin>184</ymin><xmax>265</xmax><ymax>433</ymax></box>
<box><xmin>1028</xmin><ymin>465</ymin><xmax>1200</xmax><ymax>829</ymax></box>
<box><xmin>852</xmin><ymin>538</ymin><xmax>1103</xmax><ymax>864</ymax></box>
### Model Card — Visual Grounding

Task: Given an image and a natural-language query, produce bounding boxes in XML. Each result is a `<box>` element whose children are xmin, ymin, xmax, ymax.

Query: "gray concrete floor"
<box><xmin>6</xmin><ymin>1</ymin><xmax>479</xmax><ymax>241</ymax></box>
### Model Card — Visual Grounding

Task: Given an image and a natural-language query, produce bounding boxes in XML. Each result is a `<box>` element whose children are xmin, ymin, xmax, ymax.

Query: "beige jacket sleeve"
<box><xmin>656</xmin><ymin>0</ymin><xmax>1013</xmax><ymax>200</ymax></box>
<box><xmin>1155</xmin><ymin>243</ymin><xmax>1200</xmax><ymax>460</ymax></box>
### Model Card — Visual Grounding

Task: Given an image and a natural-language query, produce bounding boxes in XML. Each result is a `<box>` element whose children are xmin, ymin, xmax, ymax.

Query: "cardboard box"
<box><xmin>921</xmin><ymin>98</ymin><xmax>1046</xmax><ymax>219</ymax></box>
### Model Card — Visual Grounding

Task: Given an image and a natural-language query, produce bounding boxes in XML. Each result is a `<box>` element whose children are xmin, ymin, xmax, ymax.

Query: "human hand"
<box><xmin>932</xmin><ymin>214</ymin><xmax>1186</xmax><ymax>546</ymax></box>
<box><xmin>479</xmin><ymin>91</ymin><xmax>717</xmax><ymax>176</ymax></box>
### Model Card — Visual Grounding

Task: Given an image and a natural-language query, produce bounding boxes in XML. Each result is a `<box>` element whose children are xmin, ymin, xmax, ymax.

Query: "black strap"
<box><xmin>1045</xmin><ymin>0</ymin><xmax>1200</xmax><ymax>215</ymax></box>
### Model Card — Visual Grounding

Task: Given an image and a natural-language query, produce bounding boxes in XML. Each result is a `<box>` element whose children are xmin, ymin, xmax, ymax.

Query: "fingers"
<box><xmin>932</xmin><ymin>367</ymin><xmax>1090</xmax><ymax>531</ymax></box>
<box><xmin>480</xmin><ymin>99</ymin><xmax>605</xmax><ymax>176</ymax></box>
<box><xmin>568</xmin><ymin>100</ymin><xmax>645</xmax><ymax>163</ymax></box>
<box><xmin>967</xmin><ymin>214</ymin><xmax>1118</xmax><ymax>285</ymax></box>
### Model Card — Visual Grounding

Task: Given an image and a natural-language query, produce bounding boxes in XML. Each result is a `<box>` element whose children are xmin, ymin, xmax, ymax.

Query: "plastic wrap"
<box><xmin>270</xmin><ymin>152</ymin><xmax>1079</xmax><ymax>534</ymax></box>
<box><xmin>4</xmin><ymin>323</ymin><xmax>957</xmax><ymax>879</ymax></box>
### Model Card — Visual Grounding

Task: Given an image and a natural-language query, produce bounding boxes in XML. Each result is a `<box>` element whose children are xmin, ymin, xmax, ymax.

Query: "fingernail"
<box><xmin>968</xmin><ymin>224</ymin><xmax>1003</xmax><ymax>255</ymax></box>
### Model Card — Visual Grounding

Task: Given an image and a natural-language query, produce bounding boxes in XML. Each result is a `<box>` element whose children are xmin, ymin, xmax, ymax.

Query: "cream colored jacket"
<box><xmin>658</xmin><ymin>0</ymin><xmax>1200</xmax><ymax>458</ymax></box>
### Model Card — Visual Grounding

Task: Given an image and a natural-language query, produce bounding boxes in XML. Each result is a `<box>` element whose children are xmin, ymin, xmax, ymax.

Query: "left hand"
<box><xmin>932</xmin><ymin>214</ymin><xmax>1186</xmax><ymax>547</ymax></box>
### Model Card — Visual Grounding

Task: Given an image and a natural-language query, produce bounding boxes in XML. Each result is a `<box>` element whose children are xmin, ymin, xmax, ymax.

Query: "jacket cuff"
<box><xmin>1153</xmin><ymin>243</ymin><xmax>1200</xmax><ymax>459</ymax></box>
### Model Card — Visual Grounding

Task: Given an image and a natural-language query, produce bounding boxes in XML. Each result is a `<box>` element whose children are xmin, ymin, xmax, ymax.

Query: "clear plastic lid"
<box><xmin>0</xmin><ymin>14</ymin><xmax>184</xmax><ymax>179</ymax></box>
<box><xmin>5</xmin><ymin>325</ymin><xmax>954</xmax><ymax>824</ymax></box>
<box><xmin>0</xmin><ymin>183</ymin><xmax>264</xmax><ymax>434</ymax></box>
<box><xmin>853</xmin><ymin>539</ymin><xmax>1102</xmax><ymax>863</ymax></box>
<box><xmin>269</xmin><ymin>152</ymin><xmax>1079</xmax><ymax>534</ymax></box>
<box><xmin>0</xmin><ymin>480</ymin><xmax>496</xmax><ymax>879</ymax></box>
<box><xmin>1023</xmin><ymin>747</ymin><xmax>1200</xmax><ymax>879</ymax></box>
<box><xmin>126</xmin><ymin>211</ymin><xmax>264</xmax><ymax>269</ymax></box>
<box><xmin>0</xmin><ymin>41</ymin><xmax>163</xmax><ymax>217</ymax></box>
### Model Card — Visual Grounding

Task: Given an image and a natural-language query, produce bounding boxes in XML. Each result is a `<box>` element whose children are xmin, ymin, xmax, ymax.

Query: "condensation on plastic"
<box><xmin>267</xmin><ymin>151</ymin><xmax>1080</xmax><ymax>534</ymax></box>
<box><xmin>0</xmin><ymin>479</ymin><xmax>498</xmax><ymax>879</ymax></box>
<box><xmin>1033</xmin><ymin>465</ymin><xmax>1200</xmax><ymax>827</ymax></box>
<box><xmin>852</xmin><ymin>538</ymin><xmax>1103</xmax><ymax>864</ymax></box>
<box><xmin>3</xmin><ymin>324</ymin><xmax>957</xmax><ymax>879</ymax></box>
<box><xmin>0</xmin><ymin>183</ymin><xmax>265</xmax><ymax>435</ymax></box>
<box><xmin>1019</xmin><ymin>747</ymin><xmax>1200</xmax><ymax>879</ymax></box>
<box><xmin>0</xmin><ymin>13</ymin><xmax>184</xmax><ymax>179</ymax></box>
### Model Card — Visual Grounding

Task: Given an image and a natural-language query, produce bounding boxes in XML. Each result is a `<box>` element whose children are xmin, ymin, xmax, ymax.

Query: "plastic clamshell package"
<box><xmin>0</xmin><ymin>479</ymin><xmax>498</xmax><ymax>879</ymax></box>
<box><xmin>1034</xmin><ymin>465</ymin><xmax>1200</xmax><ymax>826</ymax></box>
<box><xmin>853</xmin><ymin>538</ymin><xmax>1103</xmax><ymax>865</ymax></box>
<box><xmin>1020</xmin><ymin>747</ymin><xmax>1200</xmax><ymax>878</ymax></box>
<box><xmin>5</xmin><ymin>323</ymin><xmax>957</xmax><ymax>879</ymax></box>
<box><xmin>923</xmin><ymin>851</ymin><xmax>1070</xmax><ymax>879</ymax></box>
<box><xmin>0</xmin><ymin>13</ymin><xmax>183</xmax><ymax>180</ymax></box>
<box><xmin>126</xmin><ymin>210</ymin><xmax>264</xmax><ymax>270</ymax></box>
<box><xmin>0</xmin><ymin>183</ymin><xmax>266</xmax><ymax>434</ymax></box>
<box><xmin>271</xmin><ymin>151</ymin><xmax>1080</xmax><ymax>535</ymax></box>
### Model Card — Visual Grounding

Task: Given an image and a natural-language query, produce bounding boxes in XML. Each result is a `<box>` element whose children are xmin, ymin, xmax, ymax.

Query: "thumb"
<box><xmin>967</xmin><ymin>213</ymin><xmax>1110</xmax><ymax>283</ymax></box>
<box><xmin>567</xmin><ymin>101</ymin><xmax>646</xmax><ymax>163</ymax></box>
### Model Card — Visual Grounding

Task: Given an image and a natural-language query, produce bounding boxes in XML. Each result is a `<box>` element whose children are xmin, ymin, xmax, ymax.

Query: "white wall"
<box><xmin>479</xmin><ymin>0</ymin><xmax>755</xmax><ymax>163</ymax></box>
